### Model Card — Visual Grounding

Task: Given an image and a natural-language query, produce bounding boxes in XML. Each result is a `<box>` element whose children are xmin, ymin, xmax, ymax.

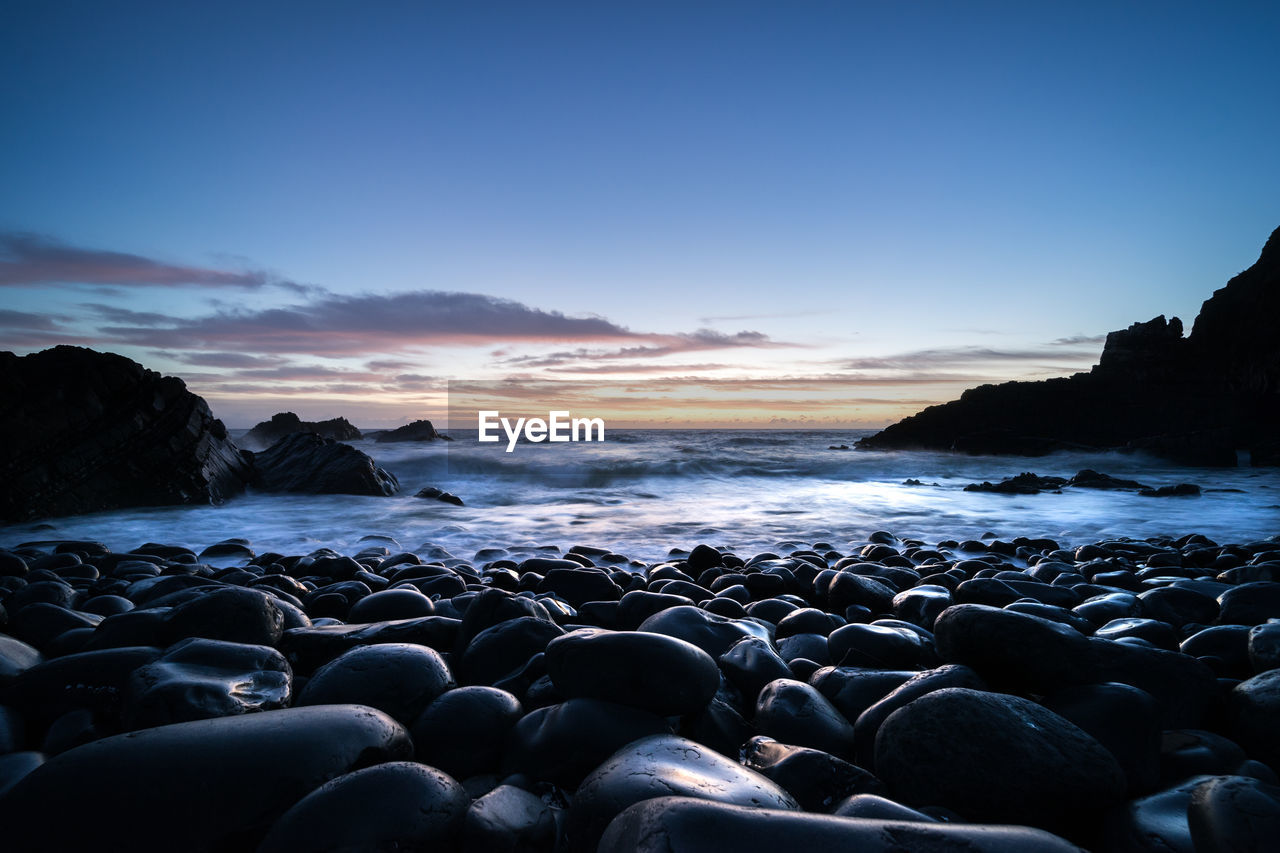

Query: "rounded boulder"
<box><xmin>546</xmin><ymin>628</ymin><xmax>719</xmax><ymax>716</ymax></box>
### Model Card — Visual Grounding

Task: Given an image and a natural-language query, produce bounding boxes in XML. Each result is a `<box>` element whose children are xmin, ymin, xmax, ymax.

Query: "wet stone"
<box><xmin>1248</xmin><ymin>620</ymin><xmax>1280</xmax><ymax>673</ymax></box>
<box><xmin>1043</xmin><ymin>682</ymin><xmax>1161</xmax><ymax>795</ymax></box>
<box><xmin>743</xmin><ymin>736</ymin><xmax>884</xmax><ymax>812</ymax></box>
<box><xmin>463</xmin><ymin>784</ymin><xmax>558</xmax><ymax>853</ymax></box>
<box><xmin>1103</xmin><ymin>774</ymin><xmax>1210</xmax><ymax>853</ymax></box>
<box><xmin>598</xmin><ymin>797</ymin><xmax>1086</xmax><ymax>853</ymax></box>
<box><xmin>297</xmin><ymin>642</ymin><xmax>453</xmax><ymax>724</ymax></box>
<box><xmin>826</xmin><ymin>622</ymin><xmax>929</xmax><ymax>669</ymax></box>
<box><xmin>874</xmin><ymin>687</ymin><xmax>1125</xmax><ymax>841</ymax></box>
<box><xmin>1089</xmin><ymin>637</ymin><xmax>1218</xmax><ymax>728</ymax></box>
<box><xmin>257</xmin><ymin>761</ymin><xmax>468</xmax><ymax>853</ymax></box>
<box><xmin>1228</xmin><ymin>668</ymin><xmax>1280</xmax><ymax>771</ymax></box>
<box><xmin>501</xmin><ymin>697</ymin><xmax>671</xmax><ymax>789</ymax></box>
<box><xmin>1095</xmin><ymin>617</ymin><xmax>1180</xmax><ymax>651</ymax></box>
<box><xmin>934</xmin><ymin>604</ymin><xmax>1093</xmax><ymax>693</ymax></box>
<box><xmin>1218</xmin><ymin>582</ymin><xmax>1280</xmax><ymax>626</ymax></box>
<box><xmin>0</xmin><ymin>704</ymin><xmax>413</xmax><ymax>852</ymax></box>
<box><xmin>638</xmin><ymin>605</ymin><xmax>770</xmax><ymax>659</ymax></box>
<box><xmin>546</xmin><ymin>628</ymin><xmax>719</xmax><ymax>716</ymax></box>
<box><xmin>411</xmin><ymin>685</ymin><xmax>524</xmax><ymax>780</ymax></box>
<box><xmin>165</xmin><ymin>586</ymin><xmax>284</xmax><ymax>647</ymax></box>
<box><xmin>346</xmin><ymin>587</ymin><xmax>434</xmax><ymax>622</ymax></box>
<box><xmin>615</xmin><ymin>590</ymin><xmax>694</xmax><ymax>630</ymax></box>
<box><xmin>0</xmin><ymin>634</ymin><xmax>43</xmax><ymax>683</ymax></box>
<box><xmin>851</xmin><ymin>664</ymin><xmax>986</xmax><ymax>769</ymax></box>
<box><xmin>1187</xmin><ymin>774</ymin><xmax>1280</xmax><ymax>853</ymax></box>
<box><xmin>0</xmin><ymin>751</ymin><xmax>43</xmax><ymax>798</ymax></box>
<box><xmin>458</xmin><ymin>616</ymin><xmax>565</xmax><ymax>686</ymax></box>
<box><xmin>278</xmin><ymin>616</ymin><xmax>459</xmax><ymax>674</ymax></box>
<box><xmin>123</xmin><ymin>637</ymin><xmax>291</xmax><ymax>729</ymax></box>
<box><xmin>755</xmin><ymin>678</ymin><xmax>856</xmax><ymax>759</ymax></box>
<box><xmin>1181</xmin><ymin>625</ymin><xmax>1253</xmax><ymax>678</ymax></box>
<box><xmin>6</xmin><ymin>645</ymin><xmax>163</xmax><ymax>726</ymax></box>
<box><xmin>832</xmin><ymin>793</ymin><xmax>936</xmax><ymax>822</ymax></box>
<box><xmin>568</xmin><ymin>734</ymin><xmax>798</xmax><ymax>853</ymax></box>
<box><xmin>775</xmin><ymin>632</ymin><xmax>830</xmax><ymax>665</ymax></box>
<box><xmin>1160</xmin><ymin>729</ymin><xmax>1249</xmax><ymax>785</ymax></box>
<box><xmin>8</xmin><ymin>603</ymin><xmax>102</xmax><ymax>651</ymax></box>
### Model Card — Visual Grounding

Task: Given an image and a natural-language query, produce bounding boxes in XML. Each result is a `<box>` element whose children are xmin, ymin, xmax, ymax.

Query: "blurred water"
<box><xmin>4</xmin><ymin>429</ymin><xmax>1277</xmax><ymax>562</ymax></box>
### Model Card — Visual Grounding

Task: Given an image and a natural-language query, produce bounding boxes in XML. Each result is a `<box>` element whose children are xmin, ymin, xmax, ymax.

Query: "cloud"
<box><xmin>497</xmin><ymin>328</ymin><xmax>795</xmax><ymax>368</ymax></box>
<box><xmin>96</xmin><ymin>290</ymin><xmax>654</xmax><ymax>354</ymax></box>
<box><xmin>0</xmin><ymin>232</ymin><xmax>310</xmax><ymax>292</ymax></box>
<box><xmin>545</xmin><ymin>362</ymin><xmax>734</xmax><ymax>374</ymax></box>
<box><xmin>162</xmin><ymin>351</ymin><xmax>290</xmax><ymax>368</ymax></box>
<box><xmin>0</xmin><ymin>308</ymin><xmax>70</xmax><ymax>330</ymax></box>
<box><xmin>1050</xmin><ymin>334</ymin><xmax>1107</xmax><ymax>346</ymax></box>
<box><xmin>82</xmin><ymin>303</ymin><xmax>179</xmax><ymax>326</ymax></box>
<box><xmin>366</xmin><ymin>358</ymin><xmax>419</xmax><ymax>371</ymax></box>
<box><xmin>841</xmin><ymin>344</ymin><xmax>1100</xmax><ymax>371</ymax></box>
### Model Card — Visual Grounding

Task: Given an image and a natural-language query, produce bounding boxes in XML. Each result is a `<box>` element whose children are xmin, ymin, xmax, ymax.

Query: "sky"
<box><xmin>2</xmin><ymin>1</ymin><xmax>1277</xmax><ymax>428</ymax></box>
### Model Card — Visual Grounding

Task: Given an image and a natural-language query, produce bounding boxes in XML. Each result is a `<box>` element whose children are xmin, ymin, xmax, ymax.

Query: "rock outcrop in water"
<box><xmin>0</xmin><ymin>348</ymin><xmax>402</xmax><ymax>520</ymax></box>
<box><xmin>0</xmin><ymin>346</ymin><xmax>252</xmax><ymax>522</ymax></box>
<box><xmin>375</xmin><ymin>419</ymin><xmax>451</xmax><ymax>443</ymax></box>
<box><xmin>249</xmin><ymin>433</ymin><xmax>400</xmax><ymax>496</ymax></box>
<box><xmin>859</xmin><ymin>226</ymin><xmax>1280</xmax><ymax>465</ymax></box>
<box><xmin>243</xmin><ymin>412</ymin><xmax>362</xmax><ymax>448</ymax></box>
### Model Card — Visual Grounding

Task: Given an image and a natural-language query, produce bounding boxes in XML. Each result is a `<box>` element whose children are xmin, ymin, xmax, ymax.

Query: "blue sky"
<box><xmin>2</xmin><ymin>1</ymin><xmax>1277</xmax><ymax>426</ymax></box>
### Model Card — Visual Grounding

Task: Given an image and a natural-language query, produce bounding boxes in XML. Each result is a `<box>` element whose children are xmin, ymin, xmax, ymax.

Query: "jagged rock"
<box><xmin>1068</xmin><ymin>469</ymin><xmax>1150</xmax><ymax>490</ymax></box>
<box><xmin>858</xmin><ymin>227</ymin><xmax>1280</xmax><ymax>466</ymax></box>
<box><xmin>1093</xmin><ymin>316</ymin><xmax>1189</xmax><ymax>384</ymax></box>
<box><xmin>0</xmin><ymin>346</ymin><xmax>252</xmax><ymax>522</ymax></box>
<box><xmin>964</xmin><ymin>473</ymin><xmax>1066</xmax><ymax>494</ymax></box>
<box><xmin>243</xmin><ymin>412</ymin><xmax>361</xmax><ymax>448</ymax></box>
<box><xmin>1189</xmin><ymin>226</ymin><xmax>1280</xmax><ymax>395</ymax></box>
<box><xmin>248</xmin><ymin>433</ymin><xmax>399</xmax><ymax>496</ymax></box>
<box><xmin>375</xmin><ymin>419</ymin><xmax>451</xmax><ymax>442</ymax></box>
<box><xmin>415</xmin><ymin>486</ymin><xmax>463</xmax><ymax>505</ymax></box>
<box><xmin>1139</xmin><ymin>483</ymin><xmax>1202</xmax><ymax>497</ymax></box>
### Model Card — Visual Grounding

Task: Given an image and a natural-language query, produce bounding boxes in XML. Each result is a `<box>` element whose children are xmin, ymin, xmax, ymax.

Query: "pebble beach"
<box><xmin>2</xmin><ymin>527</ymin><xmax>1279</xmax><ymax>851</ymax></box>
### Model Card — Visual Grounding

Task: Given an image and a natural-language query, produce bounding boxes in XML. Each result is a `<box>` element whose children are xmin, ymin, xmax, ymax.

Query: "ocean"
<box><xmin>3</xmin><ymin>429</ymin><xmax>1277</xmax><ymax>563</ymax></box>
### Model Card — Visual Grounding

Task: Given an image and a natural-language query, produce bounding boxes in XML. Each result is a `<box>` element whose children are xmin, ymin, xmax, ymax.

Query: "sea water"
<box><xmin>3</xmin><ymin>430</ymin><xmax>1277</xmax><ymax>563</ymax></box>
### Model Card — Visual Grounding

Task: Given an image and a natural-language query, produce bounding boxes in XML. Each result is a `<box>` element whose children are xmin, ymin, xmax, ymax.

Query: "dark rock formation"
<box><xmin>415</xmin><ymin>486</ymin><xmax>463</xmax><ymax>506</ymax></box>
<box><xmin>0</xmin><ymin>346</ymin><xmax>252</xmax><ymax>522</ymax></box>
<box><xmin>859</xmin><ymin>227</ymin><xmax>1280</xmax><ymax>465</ymax></box>
<box><xmin>964</xmin><ymin>473</ymin><xmax>1067</xmax><ymax>495</ymax></box>
<box><xmin>249</xmin><ymin>433</ymin><xmax>399</xmax><ymax>496</ymax></box>
<box><xmin>375</xmin><ymin>419</ymin><xmax>451</xmax><ymax>442</ymax></box>
<box><xmin>243</xmin><ymin>412</ymin><xmax>362</xmax><ymax>448</ymax></box>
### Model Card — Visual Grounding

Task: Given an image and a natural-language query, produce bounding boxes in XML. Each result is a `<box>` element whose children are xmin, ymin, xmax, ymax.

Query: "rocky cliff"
<box><xmin>858</xmin><ymin>227</ymin><xmax>1280</xmax><ymax>466</ymax></box>
<box><xmin>0</xmin><ymin>346</ymin><xmax>253</xmax><ymax>521</ymax></box>
<box><xmin>1</xmin><ymin>348</ymin><xmax>407</xmax><ymax>522</ymax></box>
